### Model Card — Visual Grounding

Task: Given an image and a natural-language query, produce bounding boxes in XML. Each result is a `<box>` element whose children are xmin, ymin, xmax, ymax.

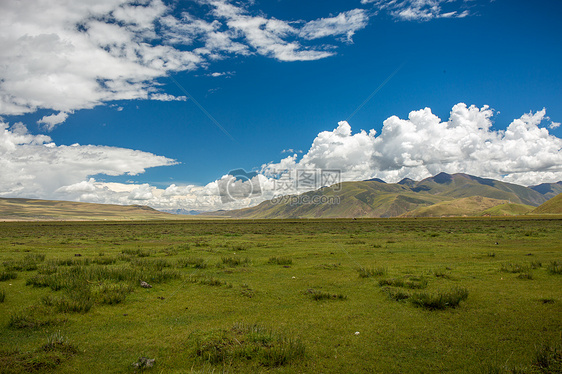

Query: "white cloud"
<box><xmin>0</xmin><ymin>0</ymin><xmax>370</xmax><ymax>120</ymax></box>
<box><xmin>281</xmin><ymin>149</ymin><xmax>303</xmax><ymax>154</ymax></box>
<box><xmin>263</xmin><ymin>103</ymin><xmax>562</xmax><ymax>187</ymax></box>
<box><xmin>0</xmin><ymin>121</ymin><xmax>176</xmax><ymax>198</ymax></box>
<box><xmin>3</xmin><ymin>104</ymin><xmax>560</xmax><ymax>212</ymax></box>
<box><xmin>299</xmin><ymin>9</ymin><xmax>369</xmax><ymax>42</ymax></box>
<box><xmin>207</xmin><ymin>71</ymin><xmax>234</xmax><ymax>77</ymax></box>
<box><xmin>201</xmin><ymin>0</ymin><xmax>347</xmax><ymax>61</ymax></box>
<box><xmin>363</xmin><ymin>0</ymin><xmax>472</xmax><ymax>21</ymax></box>
<box><xmin>37</xmin><ymin>111</ymin><xmax>70</xmax><ymax>130</ymax></box>
<box><xmin>149</xmin><ymin>93</ymin><xmax>187</xmax><ymax>101</ymax></box>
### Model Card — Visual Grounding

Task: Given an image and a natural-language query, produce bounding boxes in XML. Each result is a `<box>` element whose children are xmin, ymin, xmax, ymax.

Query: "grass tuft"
<box><xmin>500</xmin><ymin>263</ymin><xmax>530</xmax><ymax>273</ymax></box>
<box><xmin>381</xmin><ymin>287</ymin><xmax>410</xmax><ymax>301</ymax></box>
<box><xmin>94</xmin><ymin>283</ymin><xmax>134</xmax><ymax>305</ymax></box>
<box><xmin>8</xmin><ymin>306</ymin><xmax>67</xmax><ymax>329</ymax></box>
<box><xmin>378</xmin><ymin>277</ymin><xmax>428</xmax><ymax>289</ymax></box>
<box><xmin>42</xmin><ymin>332</ymin><xmax>78</xmax><ymax>355</ymax></box>
<box><xmin>268</xmin><ymin>257</ymin><xmax>293</xmax><ymax>265</ymax></box>
<box><xmin>221</xmin><ymin>256</ymin><xmax>250</xmax><ymax>267</ymax></box>
<box><xmin>176</xmin><ymin>257</ymin><xmax>207</xmax><ymax>269</ymax></box>
<box><xmin>191</xmin><ymin>323</ymin><xmax>305</xmax><ymax>367</ymax></box>
<box><xmin>516</xmin><ymin>272</ymin><xmax>534</xmax><ymax>280</ymax></box>
<box><xmin>532</xmin><ymin>341</ymin><xmax>562</xmax><ymax>373</ymax></box>
<box><xmin>0</xmin><ymin>271</ymin><xmax>17</xmax><ymax>281</ymax></box>
<box><xmin>357</xmin><ymin>266</ymin><xmax>386</xmax><ymax>278</ymax></box>
<box><xmin>306</xmin><ymin>289</ymin><xmax>347</xmax><ymax>301</ymax></box>
<box><xmin>547</xmin><ymin>261</ymin><xmax>562</xmax><ymax>275</ymax></box>
<box><xmin>3</xmin><ymin>253</ymin><xmax>45</xmax><ymax>271</ymax></box>
<box><xmin>410</xmin><ymin>287</ymin><xmax>469</xmax><ymax>310</ymax></box>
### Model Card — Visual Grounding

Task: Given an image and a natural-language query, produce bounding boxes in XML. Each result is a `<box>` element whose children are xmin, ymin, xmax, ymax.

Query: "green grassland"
<box><xmin>0</xmin><ymin>218</ymin><xmax>561</xmax><ymax>373</ymax></box>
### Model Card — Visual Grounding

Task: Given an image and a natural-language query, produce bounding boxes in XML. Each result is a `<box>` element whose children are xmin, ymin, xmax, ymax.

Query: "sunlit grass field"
<box><xmin>0</xmin><ymin>218</ymin><xmax>561</xmax><ymax>373</ymax></box>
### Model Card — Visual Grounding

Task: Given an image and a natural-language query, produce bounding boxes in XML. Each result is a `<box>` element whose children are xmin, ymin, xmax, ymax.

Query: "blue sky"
<box><xmin>1</xmin><ymin>0</ymin><xmax>561</xmax><ymax>212</ymax></box>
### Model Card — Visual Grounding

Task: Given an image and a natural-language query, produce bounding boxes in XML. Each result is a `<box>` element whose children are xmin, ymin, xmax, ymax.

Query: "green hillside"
<box><xmin>206</xmin><ymin>173</ymin><xmax>552</xmax><ymax>219</ymax></box>
<box><xmin>207</xmin><ymin>181</ymin><xmax>450</xmax><ymax>219</ymax></box>
<box><xmin>400</xmin><ymin>196</ymin><xmax>517</xmax><ymax>217</ymax></box>
<box><xmin>481</xmin><ymin>202</ymin><xmax>535</xmax><ymax>216</ymax></box>
<box><xmin>0</xmin><ymin>197</ymin><xmax>183</xmax><ymax>221</ymax></box>
<box><xmin>531</xmin><ymin>193</ymin><xmax>562</xmax><ymax>214</ymax></box>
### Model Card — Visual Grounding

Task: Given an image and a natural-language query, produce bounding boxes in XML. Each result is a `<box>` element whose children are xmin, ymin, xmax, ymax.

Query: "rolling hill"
<box><xmin>204</xmin><ymin>173</ymin><xmax>555</xmax><ymax>219</ymax></box>
<box><xmin>531</xmin><ymin>193</ymin><xmax>562</xmax><ymax>214</ymax></box>
<box><xmin>0</xmin><ymin>197</ymin><xmax>183</xmax><ymax>221</ymax></box>
<box><xmin>400</xmin><ymin>196</ymin><xmax>534</xmax><ymax>218</ymax></box>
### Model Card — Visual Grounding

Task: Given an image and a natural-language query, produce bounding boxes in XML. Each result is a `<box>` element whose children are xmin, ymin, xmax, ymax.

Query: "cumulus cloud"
<box><xmin>0</xmin><ymin>121</ymin><xmax>176</xmax><ymax>198</ymax></box>
<box><xmin>37</xmin><ymin>112</ymin><xmax>70</xmax><ymax>131</ymax></box>
<box><xmin>0</xmin><ymin>0</ymin><xmax>371</xmax><ymax>121</ymax></box>
<box><xmin>262</xmin><ymin>103</ymin><xmax>562</xmax><ymax>187</ymax></box>
<box><xmin>362</xmin><ymin>0</ymin><xmax>472</xmax><ymax>21</ymax></box>
<box><xmin>19</xmin><ymin>103</ymin><xmax>559</xmax><ymax>213</ymax></box>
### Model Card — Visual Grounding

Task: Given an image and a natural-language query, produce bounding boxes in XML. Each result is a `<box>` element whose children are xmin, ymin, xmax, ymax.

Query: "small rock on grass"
<box><xmin>140</xmin><ymin>281</ymin><xmax>152</xmax><ymax>288</ymax></box>
<box><xmin>132</xmin><ymin>357</ymin><xmax>155</xmax><ymax>369</ymax></box>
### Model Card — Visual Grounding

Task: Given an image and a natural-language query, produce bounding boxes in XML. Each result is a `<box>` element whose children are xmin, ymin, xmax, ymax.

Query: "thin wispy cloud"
<box><xmin>362</xmin><ymin>0</ymin><xmax>472</xmax><ymax>21</ymax></box>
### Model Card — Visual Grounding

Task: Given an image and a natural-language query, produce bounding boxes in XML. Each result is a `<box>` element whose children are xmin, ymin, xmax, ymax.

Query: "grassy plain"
<box><xmin>0</xmin><ymin>218</ymin><xmax>561</xmax><ymax>373</ymax></box>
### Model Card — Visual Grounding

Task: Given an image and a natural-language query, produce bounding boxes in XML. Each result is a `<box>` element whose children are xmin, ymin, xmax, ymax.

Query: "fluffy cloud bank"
<box><xmin>0</xmin><ymin>0</ymin><xmax>370</xmax><ymax>126</ymax></box>
<box><xmin>3</xmin><ymin>103</ymin><xmax>559</xmax><ymax>212</ymax></box>
<box><xmin>264</xmin><ymin>104</ymin><xmax>562</xmax><ymax>187</ymax></box>
<box><xmin>0</xmin><ymin>121</ymin><xmax>175</xmax><ymax>199</ymax></box>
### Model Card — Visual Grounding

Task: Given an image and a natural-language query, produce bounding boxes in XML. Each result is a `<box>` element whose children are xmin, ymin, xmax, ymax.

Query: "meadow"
<box><xmin>0</xmin><ymin>218</ymin><xmax>561</xmax><ymax>373</ymax></box>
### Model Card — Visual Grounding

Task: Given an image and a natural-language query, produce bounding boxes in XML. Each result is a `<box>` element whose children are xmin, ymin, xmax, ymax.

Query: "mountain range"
<box><xmin>204</xmin><ymin>173</ymin><xmax>562</xmax><ymax>219</ymax></box>
<box><xmin>0</xmin><ymin>198</ymin><xmax>181</xmax><ymax>221</ymax></box>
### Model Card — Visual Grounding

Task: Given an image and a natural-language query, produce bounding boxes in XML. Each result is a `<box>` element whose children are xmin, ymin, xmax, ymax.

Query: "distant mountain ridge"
<box><xmin>530</xmin><ymin>181</ymin><xmax>562</xmax><ymax>200</ymax></box>
<box><xmin>203</xmin><ymin>172</ymin><xmax>559</xmax><ymax>219</ymax></box>
<box><xmin>0</xmin><ymin>197</ymin><xmax>182</xmax><ymax>221</ymax></box>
